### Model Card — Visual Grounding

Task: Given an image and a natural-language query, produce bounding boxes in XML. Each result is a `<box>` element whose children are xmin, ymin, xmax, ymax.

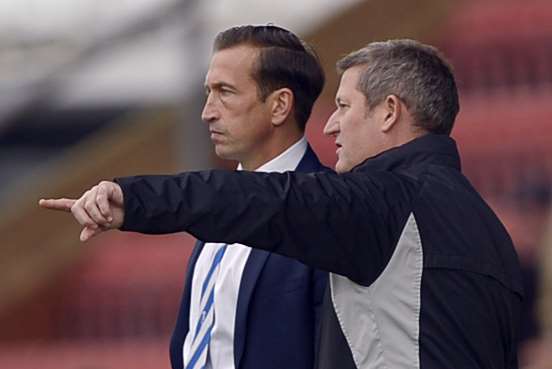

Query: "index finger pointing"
<box><xmin>39</xmin><ymin>198</ymin><xmax>76</xmax><ymax>212</ymax></box>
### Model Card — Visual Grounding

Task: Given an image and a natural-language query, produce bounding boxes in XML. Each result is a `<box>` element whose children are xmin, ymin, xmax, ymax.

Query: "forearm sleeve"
<box><xmin>115</xmin><ymin>169</ymin><xmax>413</xmax><ymax>285</ymax></box>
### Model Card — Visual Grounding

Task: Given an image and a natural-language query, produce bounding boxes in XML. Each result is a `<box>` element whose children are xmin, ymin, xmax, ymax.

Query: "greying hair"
<box><xmin>336</xmin><ymin>39</ymin><xmax>459</xmax><ymax>135</ymax></box>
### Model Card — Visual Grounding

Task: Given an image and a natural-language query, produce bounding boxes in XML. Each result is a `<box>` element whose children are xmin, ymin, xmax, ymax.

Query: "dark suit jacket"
<box><xmin>169</xmin><ymin>145</ymin><xmax>328</xmax><ymax>369</ymax></box>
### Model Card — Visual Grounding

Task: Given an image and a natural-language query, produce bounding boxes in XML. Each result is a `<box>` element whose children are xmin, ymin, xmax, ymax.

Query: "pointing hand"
<box><xmin>39</xmin><ymin>181</ymin><xmax>125</xmax><ymax>241</ymax></box>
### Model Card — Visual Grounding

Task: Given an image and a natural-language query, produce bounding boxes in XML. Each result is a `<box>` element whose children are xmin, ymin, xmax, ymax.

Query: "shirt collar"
<box><xmin>237</xmin><ymin>136</ymin><xmax>307</xmax><ymax>173</ymax></box>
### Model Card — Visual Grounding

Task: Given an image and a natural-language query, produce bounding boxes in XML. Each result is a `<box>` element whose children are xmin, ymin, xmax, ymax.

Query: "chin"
<box><xmin>334</xmin><ymin>161</ymin><xmax>347</xmax><ymax>174</ymax></box>
<box><xmin>215</xmin><ymin>146</ymin><xmax>240</xmax><ymax>162</ymax></box>
<box><xmin>336</xmin><ymin>156</ymin><xmax>359</xmax><ymax>173</ymax></box>
<box><xmin>214</xmin><ymin>145</ymin><xmax>229</xmax><ymax>157</ymax></box>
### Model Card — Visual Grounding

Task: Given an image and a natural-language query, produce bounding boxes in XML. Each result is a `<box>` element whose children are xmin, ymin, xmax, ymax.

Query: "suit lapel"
<box><xmin>233</xmin><ymin>144</ymin><xmax>323</xmax><ymax>368</ymax></box>
<box><xmin>233</xmin><ymin>248</ymin><xmax>271</xmax><ymax>367</ymax></box>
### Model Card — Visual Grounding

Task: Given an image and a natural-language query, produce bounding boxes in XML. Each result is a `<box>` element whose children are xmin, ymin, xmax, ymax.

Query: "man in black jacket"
<box><xmin>41</xmin><ymin>39</ymin><xmax>523</xmax><ymax>369</ymax></box>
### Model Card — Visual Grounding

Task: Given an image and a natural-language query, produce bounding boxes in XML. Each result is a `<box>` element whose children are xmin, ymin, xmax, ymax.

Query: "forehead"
<box><xmin>337</xmin><ymin>65</ymin><xmax>364</xmax><ymax>95</ymax></box>
<box><xmin>205</xmin><ymin>45</ymin><xmax>259</xmax><ymax>85</ymax></box>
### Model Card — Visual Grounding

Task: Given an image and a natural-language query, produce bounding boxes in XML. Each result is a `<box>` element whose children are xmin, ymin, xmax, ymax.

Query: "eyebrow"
<box><xmin>204</xmin><ymin>81</ymin><xmax>237</xmax><ymax>91</ymax></box>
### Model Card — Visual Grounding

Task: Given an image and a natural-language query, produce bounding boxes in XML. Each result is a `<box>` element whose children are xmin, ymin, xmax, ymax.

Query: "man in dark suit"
<box><xmin>167</xmin><ymin>25</ymin><xmax>327</xmax><ymax>369</ymax></box>
<box><xmin>41</xmin><ymin>25</ymin><xmax>327</xmax><ymax>369</ymax></box>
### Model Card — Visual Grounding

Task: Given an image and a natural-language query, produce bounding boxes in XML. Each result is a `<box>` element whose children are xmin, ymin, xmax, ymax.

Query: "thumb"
<box><xmin>80</xmin><ymin>225</ymin><xmax>106</xmax><ymax>242</ymax></box>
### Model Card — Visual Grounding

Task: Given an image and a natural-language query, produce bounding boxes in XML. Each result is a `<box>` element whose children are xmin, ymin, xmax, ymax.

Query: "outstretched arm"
<box><xmin>40</xmin><ymin>170</ymin><xmax>413</xmax><ymax>284</ymax></box>
<box><xmin>39</xmin><ymin>181</ymin><xmax>125</xmax><ymax>241</ymax></box>
<box><xmin>115</xmin><ymin>170</ymin><xmax>413</xmax><ymax>284</ymax></box>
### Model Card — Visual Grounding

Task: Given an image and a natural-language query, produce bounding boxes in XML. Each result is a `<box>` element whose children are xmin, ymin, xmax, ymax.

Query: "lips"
<box><xmin>209</xmin><ymin>128</ymin><xmax>224</xmax><ymax>136</ymax></box>
<box><xmin>209</xmin><ymin>130</ymin><xmax>225</xmax><ymax>143</ymax></box>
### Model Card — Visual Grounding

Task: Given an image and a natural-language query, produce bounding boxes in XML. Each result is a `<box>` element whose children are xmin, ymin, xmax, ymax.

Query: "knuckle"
<box><xmin>84</xmin><ymin>201</ymin><xmax>95</xmax><ymax>212</ymax></box>
<box><xmin>71</xmin><ymin>199</ymin><xmax>83</xmax><ymax>211</ymax></box>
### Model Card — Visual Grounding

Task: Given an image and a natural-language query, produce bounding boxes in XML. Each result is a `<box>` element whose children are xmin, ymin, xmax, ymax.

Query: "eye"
<box><xmin>220</xmin><ymin>87</ymin><xmax>234</xmax><ymax>97</ymax></box>
<box><xmin>335</xmin><ymin>97</ymin><xmax>349</xmax><ymax>110</ymax></box>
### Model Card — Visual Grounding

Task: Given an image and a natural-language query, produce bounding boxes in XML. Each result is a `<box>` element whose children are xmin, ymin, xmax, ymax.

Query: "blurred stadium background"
<box><xmin>1</xmin><ymin>0</ymin><xmax>552</xmax><ymax>367</ymax></box>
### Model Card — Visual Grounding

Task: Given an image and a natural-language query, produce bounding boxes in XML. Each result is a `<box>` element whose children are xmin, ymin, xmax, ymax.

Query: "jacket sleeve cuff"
<box><xmin>113</xmin><ymin>176</ymin><xmax>144</xmax><ymax>232</ymax></box>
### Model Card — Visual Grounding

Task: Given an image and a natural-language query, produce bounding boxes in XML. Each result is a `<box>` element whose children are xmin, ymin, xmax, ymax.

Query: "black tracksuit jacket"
<box><xmin>117</xmin><ymin>134</ymin><xmax>523</xmax><ymax>369</ymax></box>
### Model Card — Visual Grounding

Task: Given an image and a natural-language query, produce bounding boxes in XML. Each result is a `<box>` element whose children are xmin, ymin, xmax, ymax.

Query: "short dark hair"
<box><xmin>337</xmin><ymin>39</ymin><xmax>459</xmax><ymax>135</ymax></box>
<box><xmin>213</xmin><ymin>25</ymin><xmax>325</xmax><ymax>131</ymax></box>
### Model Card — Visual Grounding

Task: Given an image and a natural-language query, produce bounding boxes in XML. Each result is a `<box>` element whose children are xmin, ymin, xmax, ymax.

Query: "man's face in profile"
<box><xmin>201</xmin><ymin>44</ymin><xmax>274</xmax><ymax>165</ymax></box>
<box><xmin>324</xmin><ymin>65</ymin><xmax>388</xmax><ymax>173</ymax></box>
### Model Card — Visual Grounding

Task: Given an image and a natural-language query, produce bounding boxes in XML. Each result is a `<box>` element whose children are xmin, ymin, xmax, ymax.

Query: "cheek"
<box><xmin>221</xmin><ymin>107</ymin><xmax>249</xmax><ymax>134</ymax></box>
<box><xmin>247</xmin><ymin>108</ymin><xmax>273</xmax><ymax>133</ymax></box>
<box><xmin>341</xmin><ymin>118</ymin><xmax>366</xmax><ymax>161</ymax></box>
<box><xmin>231</xmin><ymin>114</ymin><xmax>271</xmax><ymax>145</ymax></box>
<box><xmin>341</xmin><ymin>116</ymin><xmax>360</xmax><ymax>144</ymax></box>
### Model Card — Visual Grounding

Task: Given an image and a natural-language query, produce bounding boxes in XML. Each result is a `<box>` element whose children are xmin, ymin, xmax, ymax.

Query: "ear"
<box><xmin>380</xmin><ymin>94</ymin><xmax>402</xmax><ymax>133</ymax></box>
<box><xmin>269</xmin><ymin>88</ymin><xmax>294</xmax><ymax>127</ymax></box>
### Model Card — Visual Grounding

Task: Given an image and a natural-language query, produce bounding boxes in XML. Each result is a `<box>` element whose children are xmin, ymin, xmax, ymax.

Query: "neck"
<box><xmin>240</xmin><ymin>131</ymin><xmax>303</xmax><ymax>171</ymax></box>
<box><xmin>385</xmin><ymin>119</ymin><xmax>428</xmax><ymax>152</ymax></box>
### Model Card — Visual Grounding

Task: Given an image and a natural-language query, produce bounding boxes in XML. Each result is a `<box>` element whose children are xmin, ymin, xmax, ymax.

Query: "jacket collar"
<box><xmin>353</xmin><ymin>133</ymin><xmax>461</xmax><ymax>173</ymax></box>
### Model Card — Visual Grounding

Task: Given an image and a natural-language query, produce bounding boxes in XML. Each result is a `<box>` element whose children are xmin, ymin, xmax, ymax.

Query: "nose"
<box><xmin>323</xmin><ymin>109</ymin><xmax>339</xmax><ymax>137</ymax></box>
<box><xmin>201</xmin><ymin>93</ymin><xmax>219</xmax><ymax>123</ymax></box>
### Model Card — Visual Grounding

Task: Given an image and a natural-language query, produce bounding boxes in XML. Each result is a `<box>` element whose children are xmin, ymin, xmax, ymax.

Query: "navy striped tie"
<box><xmin>185</xmin><ymin>244</ymin><xmax>228</xmax><ymax>369</ymax></box>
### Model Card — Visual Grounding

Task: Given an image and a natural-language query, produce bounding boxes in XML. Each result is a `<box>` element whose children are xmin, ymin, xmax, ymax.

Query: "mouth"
<box><xmin>335</xmin><ymin>142</ymin><xmax>342</xmax><ymax>154</ymax></box>
<box><xmin>209</xmin><ymin>129</ymin><xmax>224</xmax><ymax>136</ymax></box>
